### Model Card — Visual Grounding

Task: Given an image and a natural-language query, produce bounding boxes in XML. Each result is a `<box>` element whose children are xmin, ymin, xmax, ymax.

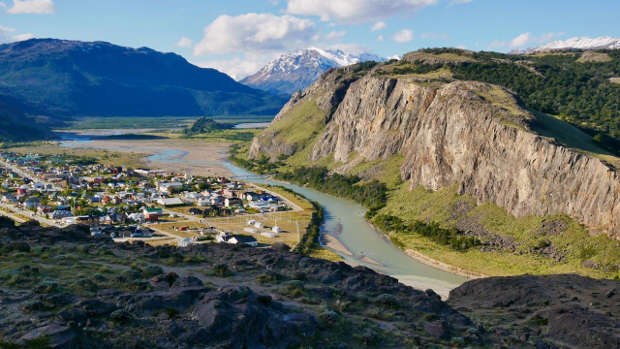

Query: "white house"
<box><xmin>157</xmin><ymin>197</ymin><xmax>185</xmax><ymax>207</ymax></box>
<box><xmin>178</xmin><ymin>238</ymin><xmax>192</xmax><ymax>247</ymax></box>
<box><xmin>228</xmin><ymin>235</ymin><xmax>258</xmax><ymax>246</ymax></box>
<box><xmin>159</xmin><ymin>182</ymin><xmax>183</xmax><ymax>194</ymax></box>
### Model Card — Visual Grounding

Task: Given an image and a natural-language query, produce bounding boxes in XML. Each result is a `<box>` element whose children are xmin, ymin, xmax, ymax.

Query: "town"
<box><xmin>0</xmin><ymin>151</ymin><xmax>307</xmax><ymax>248</ymax></box>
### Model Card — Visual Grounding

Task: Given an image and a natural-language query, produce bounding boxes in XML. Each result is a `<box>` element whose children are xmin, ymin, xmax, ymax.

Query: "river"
<box><xmin>60</xmin><ymin>136</ymin><xmax>468</xmax><ymax>297</ymax></box>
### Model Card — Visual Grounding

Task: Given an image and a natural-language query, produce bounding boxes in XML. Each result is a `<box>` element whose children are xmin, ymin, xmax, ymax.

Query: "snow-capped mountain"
<box><xmin>532</xmin><ymin>36</ymin><xmax>620</xmax><ymax>52</ymax></box>
<box><xmin>241</xmin><ymin>48</ymin><xmax>385</xmax><ymax>96</ymax></box>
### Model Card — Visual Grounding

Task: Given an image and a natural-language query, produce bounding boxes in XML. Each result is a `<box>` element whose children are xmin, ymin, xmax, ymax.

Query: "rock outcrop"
<box><xmin>252</xmin><ymin>65</ymin><xmax>620</xmax><ymax>236</ymax></box>
<box><xmin>2</xmin><ymin>218</ymin><xmax>618</xmax><ymax>348</ymax></box>
<box><xmin>449</xmin><ymin>274</ymin><xmax>620</xmax><ymax>349</ymax></box>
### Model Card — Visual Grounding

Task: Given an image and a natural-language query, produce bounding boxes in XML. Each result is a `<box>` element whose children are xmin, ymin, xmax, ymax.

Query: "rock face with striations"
<box><xmin>251</xmin><ymin>64</ymin><xmax>620</xmax><ymax>236</ymax></box>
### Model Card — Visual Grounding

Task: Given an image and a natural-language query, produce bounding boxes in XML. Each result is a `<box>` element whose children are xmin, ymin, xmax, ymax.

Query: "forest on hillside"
<box><xmin>413</xmin><ymin>49</ymin><xmax>620</xmax><ymax>153</ymax></box>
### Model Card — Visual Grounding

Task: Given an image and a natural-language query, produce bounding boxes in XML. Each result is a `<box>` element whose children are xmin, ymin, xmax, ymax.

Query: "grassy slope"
<box><xmin>381</xmin><ymin>184</ymin><xmax>619</xmax><ymax>278</ymax></box>
<box><xmin>268</xmin><ymin>99</ymin><xmax>326</xmax><ymax>146</ymax></box>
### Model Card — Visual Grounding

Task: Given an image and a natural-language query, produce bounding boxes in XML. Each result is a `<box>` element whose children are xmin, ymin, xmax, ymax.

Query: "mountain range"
<box><xmin>527</xmin><ymin>36</ymin><xmax>620</xmax><ymax>52</ymax></box>
<box><xmin>0</xmin><ymin>39</ymin><xmax>287</xmax><ymax>118</ymax></box>
<box><xmin>241</xmin><ymin>48</ymin><xmax>385</xmax><ymax>96</ymax></box>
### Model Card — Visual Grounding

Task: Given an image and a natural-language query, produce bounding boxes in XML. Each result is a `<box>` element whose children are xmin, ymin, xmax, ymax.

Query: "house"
<box><xmin>249</xmin><ymin>200</ymin><xmax>274</xmax><ymax>212</ymax></box>
<box><xmin>134</xmin><ymin>168</ymin><xmax>151</xmax><ymax>176</ymax></box>
<box><xmin>1</xmin><ymin>194</ymin><xmax>17</xmax><ymax>203</ymax></box>
<box><xmin>143</xmin><ymin>207</ymin><xmax>163</xmax><ymax>222</ymax></box>
<box><xmin>210</xmin><ymin>195</ymin><xmax>224</xmax><ymax>206</ymax></box>
<box><xmin>244</xmin><ymin>191</ymin><xmax>259</xmax><ymax>201</ymax></box>
<box><xmin>23</xmin><ymin>198</ymin><xmax>40</xmax><ymax>210</ymax></box>
<box><xmin>37</xmin><ymin>205</ymin><xmax>53</xmax><ymax>215</ymax></box>
<box><xmin>157</xmin><ymin>197</ymin><xmax>185</xmax><ymax>207</ymax></box>
<box><xmin>52</xmin><ymin>210</ymin><xmax>72</xmax><ymax>220</ymax></box>
<box><xmin>225</xmin><ymin>197</ymin><xmax>243</xmax><ymax>208</ymax></box>
<box><xmin>215</xmin><ymin>231</ymin><xmax>231</xmax><ymax>243</ymax></box>
<box><xmin>127</xmin><ymin>212</ymin><xmax>145</xmax><ymax>223</ymax></box>
<box><xmin>56</xmin><ymin>205</ymin><xmax>71</xmax><ymax>212</ymax></box>
<box><xmin>197</xmin><ymin>197</ymin><xmax>211</xmax><ymax>207</ymax></box>
<box><xmin>17</xmin><ymin>185</ymin><xmax>28</xmax><ymax>195</ymax></box>
<box><xmin>62</xmin><ymin>216</ymin><xmax>89</xmax><ymax>225</ymax></box>
<box><xmin>178</xmin><ymin>238</ymin><xmax>192</xmax><ymax>247</ymax></box>
<box><xmin>228</xmin><ymin>235</ymin><xmax>258</xmax><ymax>246</ymax></box>
<box><xmin>159</xmin><ymin>182</ymin><xmax>183</xmax><ymax>194</ymax></box>
<box><xmin>184</xmin><ymin>192</ymin><xmax>201</xmax><ymax>200</ymax></box>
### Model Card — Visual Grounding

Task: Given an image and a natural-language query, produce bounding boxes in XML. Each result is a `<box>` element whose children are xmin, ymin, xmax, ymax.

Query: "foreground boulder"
<box><xmin>449</xmin><ymin>274</ymin><xmax>620</xmax><ymax>349</ymax></box>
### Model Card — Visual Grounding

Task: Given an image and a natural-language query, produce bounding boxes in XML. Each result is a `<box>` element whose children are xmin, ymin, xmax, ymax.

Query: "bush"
<box><xmin>373</xmin><ymin>214</ymin><xmax>481</xmax><ymax>251</ymax></box>
<box><xmin>141</xmin><ymin>265</ymin><xmax>164</xmax><ymax>278</ymax></box>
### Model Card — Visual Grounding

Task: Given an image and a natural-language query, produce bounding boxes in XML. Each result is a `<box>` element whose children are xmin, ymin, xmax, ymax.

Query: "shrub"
<box><xmin>141</xmin><ymin>265</ymin><xmax>164</xmax><ymax>278</ymax></box>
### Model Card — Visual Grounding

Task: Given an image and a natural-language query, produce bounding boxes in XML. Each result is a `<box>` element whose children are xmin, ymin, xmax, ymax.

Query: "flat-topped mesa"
<box><xmin>252</xmin><ymin>66</ymin><xmax>620</xmax><ymax>236</ymax></box>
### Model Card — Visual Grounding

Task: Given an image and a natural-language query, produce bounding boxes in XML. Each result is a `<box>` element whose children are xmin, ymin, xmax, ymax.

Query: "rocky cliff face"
<box><xmin>251</xmin><ymin>67</ymin><xmax>620</xmax><ymax>236</ymax></box>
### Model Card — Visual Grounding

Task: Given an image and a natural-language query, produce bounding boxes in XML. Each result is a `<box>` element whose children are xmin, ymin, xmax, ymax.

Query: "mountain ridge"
<box><xmin>241</xmin><ymin>48</ymin><xmax>385</xmax><ymax>96</ymax></box>
<box><xmin>0</xmin><ymin>38</ymin><xmax>287</xmax><ymax>118</ymax></box>
<box><xmin>532</xmin><ymin>36</ymin><xmax>620</xmax><ymax>52</ymax></box>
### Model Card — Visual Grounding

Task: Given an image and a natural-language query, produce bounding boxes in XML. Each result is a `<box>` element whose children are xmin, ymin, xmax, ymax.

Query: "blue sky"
<box><xmin>0</xmin><ymin>0</ymin><xmax>618</xmax><ymax>79</ymax></box>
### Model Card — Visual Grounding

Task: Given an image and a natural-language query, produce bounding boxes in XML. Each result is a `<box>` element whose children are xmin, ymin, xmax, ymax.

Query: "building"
<box><xmin>178</xmin><ymin>238</ymin><xmax>192</xmax><ymax>247</ymax></box>
<box><xmin>159</xmin><ymin>182</ymin><xmax>183</xmax><ymax>194</ymax></box>
<box><xmin>143</xmin><ymin>207</ymin><xmax>163</xmax><ymax>222</ymax></box>
<box><xmin>216</xmin><ymin>231</ymin><xmax>258</xmax><ymax>246</ymax></box>
<box><xmin>225</xmin><ymin>197</ymin><xmax>243</xmax><ymax>208</ymax></box>
<box><xmin>157</xmin><ymin>197</ymin><xmax>185</xmax><ymax>207</ymax></box>
<box><xmin>228</xmin><ymin>235</ymin><xmax>258</xmax><ymax>246</ymax></box>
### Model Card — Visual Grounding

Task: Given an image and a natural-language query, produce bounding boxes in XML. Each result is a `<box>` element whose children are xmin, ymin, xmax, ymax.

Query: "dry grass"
<box><xmin>147</xmin><ymin>184</ymin><xmax>316</xmax><ymax>250</ymax></box>
<box><xmin>577</xmin><ymin>51</ymin><xmax>612</xmax><ymax>63</ymax></box>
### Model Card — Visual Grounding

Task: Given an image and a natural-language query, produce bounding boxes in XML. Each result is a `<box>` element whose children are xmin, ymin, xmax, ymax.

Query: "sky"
<box><xmin>0</xmin><ymin>0</ymin><xmax>619</xmax><ymax>79</ymax></box>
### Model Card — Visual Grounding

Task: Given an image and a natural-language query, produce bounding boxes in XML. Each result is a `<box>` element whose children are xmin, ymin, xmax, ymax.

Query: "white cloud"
<box><xmin>510</xmin><ymin>32</ymin><xmax>531</xmax><ymax>48</ymax></box>
<box><xmin>377</xmin><ymin>35</ymin><xmax>384</xmax><ymax>42</ymax></box>
<box><xmin>176</xmin><ymin>36</ymin><xmax>193</xmax><ymax>48</ymax></box>
<box><xmin>195</xmin><ymin>58</ymin><xmax>265</xmax><ymax>80</ymax></box>
<box><xmin>286</xmin><ymin>0</ymin><xmax>437</xmax><ymax>23</ymax></box>
<box><xmin>11</xmin><ymin>33</ymin><xmax>33</xmax><ymax>41</ymax></box>
<box><xmin>4</xmin><ymin>0</ymin><xmax>55</xmax><ymax>14</ymax></box>
<box><xmin>325</xmin><ymin>30</ymin><xmax>346</xmax><ymax>40</ymax></box>
<box><xmin>510</xmin><ymin>32</ymin><xmax>565</xmax><ymax>48</ymax></box>
<box><xmin>450</xmin><ymin>0</ymin><xmax>471</xmax><ymax>4</ymax></box>
<box><xmin>393</xmin><ymin>29</ymin><xmax>414</xmax><ymax>43</ymax></box>
<box><xmin>371</xmin><ymin>21</ymin><xmax>386</xmax><ymax>32</ymax></box>
<box><xmin>0</xmin><ymin>25</ymin><xmax>15</xmax><ymax>33</ymax></box>
<box><xmin>194</xmin><ymin>13</ymin><xmax>316</xmax><ymax>56</ymax></box>
<box><xmin>0</xmin><ymin>25</ymin><xmax>33</xmax><ymax>43</ymax></box>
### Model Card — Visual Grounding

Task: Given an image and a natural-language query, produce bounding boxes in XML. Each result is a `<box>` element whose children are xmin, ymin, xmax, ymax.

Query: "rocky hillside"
<box><xmin>250</xmin><ymin>58</ymin><xmax>620</xmax><ymax>237</ymax></box>
<box><xmin>1</xmin><ymin>217</ymin><xmax>617</xmax><ymax>348</ymax></box>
